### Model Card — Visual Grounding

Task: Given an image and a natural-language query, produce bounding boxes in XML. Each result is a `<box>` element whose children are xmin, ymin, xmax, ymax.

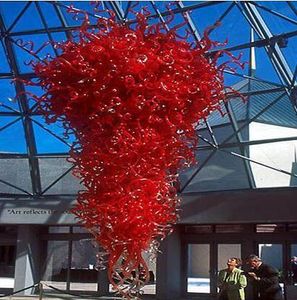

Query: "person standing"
<box><xmin>218</xmin><ymin>257</ymin><xmax>247</xmax><ymax>300</ymax></box>
<box><xmin>246</xmin><ymin>254</ymin><xmax>283</xmax><ymax>300</ymax></box>
<box><xmin>290</xmin><ymin>256</ymin><xmax>297</xmax><ymax>284</ymax></box>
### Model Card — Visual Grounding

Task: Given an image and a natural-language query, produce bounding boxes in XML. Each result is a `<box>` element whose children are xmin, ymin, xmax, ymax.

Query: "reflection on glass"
<box><xmin>43</xmin><ymin>241</ymin><xmax>69</xmax><ymax>290</ymax></box>
<box><xmin>48</xmin><ymin>226</ymin><xmax>70</xmax><ymax>233</ymax></box>
<box><xmin>142</xmin><ymin>251</ymin><xmax>156</xmax><ymax>295</ymax></box>
<box><xmin>187</xmin><ymin>244</ymin><xmax>210</xmax><ymax>293</ymax></box>
<box><xmin>290</xmin><ymin>245</ymin><xmax>297</xmax><ymax>285</ymax></box>
<box><xmin>258</xmin><ymin>243</ymin><xmax>285</xmax><ymax>296</ymax></box>
<box><xmin>70</xmin><ymin>239</ymin><xmax>98</xmax><ymax>292</ymax></box>
<box><xmin>250</xmin><ymin>138</ymin><xmax>297</xmax><ymax>188</ymax></box>
<box><xmin>72</xmin><ymin>226</ymin><xmax>88</xmax><ymax>233</ymax></box>
<box><xmin>258</xmin><ymin>244</ymin><xmax>283</xmax><ymax>271</ymax></box>
<box><xmin>218</xmin><ymin>244</ymin><xmax>241</xmax><ymax>272</ymax></box>
<box><xmin>0</xmin><ymin>245</ymin><xmax>15</xmax><ymax>289</ymax></box>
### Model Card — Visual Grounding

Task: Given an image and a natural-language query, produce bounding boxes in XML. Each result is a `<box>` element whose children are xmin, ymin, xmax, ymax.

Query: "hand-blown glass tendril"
<box><xmin>20</xmin><ymin>4</ymin><xmax>244</xmax><ymax>299</ymax></box>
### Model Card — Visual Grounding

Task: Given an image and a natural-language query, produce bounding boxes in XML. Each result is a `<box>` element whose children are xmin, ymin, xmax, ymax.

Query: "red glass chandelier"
<box><xmin>22</xmin><ymin>4</ymin><xmax>243</xmax><ymax>298</ymax></box>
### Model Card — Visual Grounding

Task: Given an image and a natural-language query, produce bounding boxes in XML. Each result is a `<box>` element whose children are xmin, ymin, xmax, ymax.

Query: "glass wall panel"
<box><xmin>249</xmin><ymin>139</ymin><xmax>297</xmax><ymax>188</ymax></box>
<box><xmin>218</xmin><ymin>244</ymin><xmax>241</xmax><ymax>272</ymax></box>
<box><xmin>187</xmin><ymin>244</ymin><xmax>210</xmax><ymax>293</ymax></box>
<box><xmin>258</xmin><ymin>242</ymin><xmax>284</xmax><ymax>296</ymax></box>
<box><xmin>290</xmin><ymin>244</ymin><xmax>297</xmax><ymax>285</ymax></box>
<box><xmin>0</xmin><ymin>245</ymin><xmax>15</xmax><ymax>289</ymax></box>
<box><xmin>70</xmin><ymin>239</ymin><xmax>98</xmax><ymax>292</ymax></box>
<box><xmin>43</xmin><ymin>241</ymin><xmax>69</xmax><ymax>290</ymax></box>
<box><xmin>142</xmin><ymin>251</ymin><xmax>156</xmax><ymax>295</ymax></box>
<box><xmin>258</xmin><ymin>244</ymin><xmax>283</xmax><ymax>272</ymax></box>
<box><xmin>48</xmin><ymin>226</ymin><xmax>70</xmax><ymax>234</ymax></box>
<box><xmin>182</xmin><ymin>147</ymin><xmax>250</xmax><ymax>192</ymax></box>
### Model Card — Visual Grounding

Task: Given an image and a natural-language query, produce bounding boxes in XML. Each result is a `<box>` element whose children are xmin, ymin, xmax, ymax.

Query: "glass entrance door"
<box><xmin>187</xmin><ymin>243</ymin><xmax>211</xmax><ymax>294</ymax></box>
<box><xmin>0</xmin><ymin>244</ymin><xmax>16</xmax><ymax>290</ymax></box>
<box><xmin>257</xmin><ymin>243</ymin><xmax>284</xmax><ymax>295</ymax></box>
<box><xmin>186</xmin><ymin>242</ymin><xmax>242</xmax><ymax>297</ymax></box>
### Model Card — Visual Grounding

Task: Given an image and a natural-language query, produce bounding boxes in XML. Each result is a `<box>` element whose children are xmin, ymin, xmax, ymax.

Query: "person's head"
<box><xmin>291</xmin><ymin>256</ymin><xmax>297</xmax><ymax>263</ymax></box>
<box><xmin>227</xmin><ymin>257</ymin><xmax>242</xmax><ymax>269</ymax></box>
<box><xmin>246</xmin><ymin>254</ymin><xmax>262</xmax><ymax>269</ymax></box>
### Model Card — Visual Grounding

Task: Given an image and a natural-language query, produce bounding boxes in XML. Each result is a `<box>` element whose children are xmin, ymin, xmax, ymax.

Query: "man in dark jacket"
<box><xmin>290</xmin><ymin>256</ymin><xmax>297</xmax><ymax>284</ymax></box>
<box><xmin>246</xmin><ymin>254</ymin><xmax>283</xmax><ymax>300</ymax></box>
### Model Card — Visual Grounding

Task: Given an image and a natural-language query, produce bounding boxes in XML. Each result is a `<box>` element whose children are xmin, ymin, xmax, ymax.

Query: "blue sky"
<box><xmin>0</xmin><ymin>1</ymin><xmax>296</xmax><ymax>154</ymax></box>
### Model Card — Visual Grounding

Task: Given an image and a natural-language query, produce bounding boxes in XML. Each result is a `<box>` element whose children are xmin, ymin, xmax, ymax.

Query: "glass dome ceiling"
<box><xmin>0</xmin><ymin>1</ymin><xmax>296</xmax><ymax>199</ymax></box>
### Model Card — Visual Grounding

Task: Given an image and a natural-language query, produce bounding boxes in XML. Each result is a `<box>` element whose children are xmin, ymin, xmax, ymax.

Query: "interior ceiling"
<box><xmin>0</xmin><ymin>1</ymin><xmax>296</xmax><ymax>199</ymax></box>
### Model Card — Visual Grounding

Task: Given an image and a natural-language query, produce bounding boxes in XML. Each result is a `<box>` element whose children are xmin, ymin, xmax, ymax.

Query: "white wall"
<box><xmin>249</xmin><ymin>122</ymin><xmax>297</xmax><ymax>188</ymax></box>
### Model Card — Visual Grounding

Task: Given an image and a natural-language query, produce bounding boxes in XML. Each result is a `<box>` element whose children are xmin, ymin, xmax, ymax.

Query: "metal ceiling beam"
<box><xmin>221</xmin><ymin>92</ymin><xmax>287</xmax><ymax>146</ymax></box>
<box><xmin>224</xmin><ymin>101</ymin><xmax>256</xmax><ymax>188</ymax></box>
<box><xmin>197</xmin><ymin>132</ymin><xmax>297</xmax><ymax>180</ymax></box>
<box><xmin>107</xmin><ymin>1</ymin><xmax>125</xmax><ymax>22</ymax></box>
<box><xmin>35</xmin><ymin>2</ymin><xmax>59</xmax><ymax>57</ymax></box>
<box><xmin>223</xmin><ymin>70</ymin><xmax>286</xmax><ymax>88</ymax></box>
<box><xmin>286</xmin><ymin>1</ymin><xmax>297</xmax><ymax>17</ymax></box>
<box><xmin>0</xmin><ymin>153</ymin><xmax>69</xmax><ymax>158</ymax></box>
<box><xmin>250</xmin><ymin>2</ymin><xmax>297</xmax><ymax>25</ymax></box>
<box><xmin>239</xmin><ymin>1</ymin><xmax>297</xmax><ymax>116</ymax></box>
<box><xmin>5</xmin><ymin>1</ymin><xmax>32</xmax><ymax>33</ymax></box>
<box><xmin>208</xmin><ymin>29</ymin><xmax>297</xmax><ymax>54</ymax></box>
<box><xmin>177</xmin><ymin>1</ymin><xmax>202</xmax><ymax>42</ymax></box>
<box><xmin>51</xmin><ymin>1</ymin><xmax>73</xmax><ymax>40</ymax></box>
<box><xmin>197</xmin><ymin>134</ymin><xmax>297</xmax><ymax>151</ymax></box>
<box><xmin>41</xmin><ymin>165</ymin><xmax>75</xmax><ymax>195</ymax></box>
<box><xmin>238</xmin><ymin>2</ymin><xmax>293</xmax><ymax>86</ymax></box>
<box><xmin>150</xmin><ymin>1</ymin><xmax>170</xmax><ymax>32</ymax></box>
<box><xmin>0</xmin><ymin>14</ymin><xmax>42</xmax><ymax>197</ymax></box>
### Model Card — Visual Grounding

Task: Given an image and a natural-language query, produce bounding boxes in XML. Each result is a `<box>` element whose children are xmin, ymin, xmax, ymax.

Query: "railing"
<box><xmin>0</xmin><ymin>281</ymin><xmax>122</xmax><ymax>299</ymax></box>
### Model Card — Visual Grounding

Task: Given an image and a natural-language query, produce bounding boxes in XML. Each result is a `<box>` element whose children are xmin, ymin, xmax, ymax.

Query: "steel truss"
<box><xmin>0</xmin><ymin>1</ymin><xmax>296</xmax><ymax>197</ymax></box>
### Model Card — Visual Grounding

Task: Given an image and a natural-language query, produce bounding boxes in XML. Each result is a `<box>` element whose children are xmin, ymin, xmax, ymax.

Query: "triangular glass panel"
<box><xmin>249</xmin><ymin>140</ymin><xmax>297</xmax><ymax>188</ymax></box>
<box><xmin>0</xmin><ymin>181</ymin><xmax>27</xmax><ymax>195</ymax></box>
<box><xmin>210</xmin><ymin>4</ymin><xmax>253</xmax><ymax>48</ymax></box>
<box><xmin>12</xmin><ymin>34</ymin><xmax>56</xmax><ymax>74</ymax></box>
<box><xmin>0</xmin><ymin>158</ymin><xmax>32</xmax><ymax>194</ymax></box>
<box><xmin>0</xmin><ymin>2</ymin><xmax>28</xmax><ymax>29</ymax></box>
<box><xmin>213</xmin><ymin>122</ymin><xmax>245</xmax><ymax>145</ymax></box>
<box><xmin>179</xmin><ymin>147</ymin><xmax>217</xmax><ymax>192</ymax></box>
<box><xmin>154</xmin><ymin>1</ymin><xmax>175</xmax><ymax>13</ymax></box>
<box><xmin>253</xmin><ymin>46</ymin><xmax>282</xmax><ymax>84</ymax></box>
<box><xmin>205</xmin><ymin>102</ymin><xmax>230</xmax><ymax>128</ymax></box>
<box><xmin>195</xmin><ymin>103</ymin><xmax>236</xmax><ymax>146</ymax></box>
<box><xmin>248</xmin><ymin>85</ymin><xmax>293</xmax><ymax>126</ymax></box>
<box><xmin>225</xmin><ymin>83</ymin><xmax>294</xmax><ymax>143</ymax></box>
<box><xmin>51</xmin><ymin>32</ymin><xmax>68</xmax><ymax>44</ymax></box>
<box><xmin>10</xmin><ymin>2</ymin><xmax>45</xmax><ymax>33</ymax></box>
<box><xmin>249</xmin><ymin>94</ymin><xmax>297</xmax><ymax>135</ymax></box>
<box><xmin>0</xmin><ymin>41</ymin><xmax>11</xmax><ymax>73</ymax></box>
<box><xmin>32</xmin><ymin>116</ymin><xmax>73</xmax><ymax>154</ymax></box>
<box><xmin>0</xmin><ymin>116</ymin><xmax>21</xmax><ymax>131</ymax></box>
<box><xmin>57</xmin><ymin>1</ymin><xmax>104</xmax><ymax>27</ymax></box>
<box><xmin>38</xmin><ymin>157</ymin><xmax>82</xmax><ymax>195</ymax></box>
<box><xmin>0</xmin><ymin>79</ymin><xmax>19</xmax><ymax>113</ymax></box>
<box><xmin>255</xmin><ymin>2</ymin><xmax>297</xmax><ymax>35</ymax></box>
<box><xmin>24</xmin><ymin>80</ymin><xmax>44</xmax><ymax>110</ymax></box>
<box><xmin>124</xmin><ymin>1</ymin><xmax>151</xmax><ymax>21</ymax></box>
<box><xmin>227</xmin><ymin>80</ymin><xmax>286</xmax><ymax>128</ymax></box>
<box><xmin>223</xmin><ymin>72</ymin><xmax>248</xmax><ymax>87</ymax></box>
<box><xmin>181</xmin><ymin>147</ymin><xmax>251</xmax><ymax>193</ymax></box>
<box><xmin>196</xmin><ymin>126</ymin><xmax>219</xmax><ymax>148</ymax></box>
<box><xmin>187</xmin><ymin>2</ymin><xmax>231</xmax><ymax>36</ymax></box>
<box><xmin>0</xmin><ymin>119</ymin><xmax>27</xmax><ymax>153</ymax></box>
<box><xmin>38</xmin><ymin>2</ymin><xmax>63</xmax><ymax>28</ymax></box>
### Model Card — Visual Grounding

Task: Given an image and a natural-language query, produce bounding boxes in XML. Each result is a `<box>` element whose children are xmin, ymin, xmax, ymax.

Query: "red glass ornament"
<box><xmin>23</xmin><ymin>5</ymin><xmax>243</xmax><ymax>299</ymax></box>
